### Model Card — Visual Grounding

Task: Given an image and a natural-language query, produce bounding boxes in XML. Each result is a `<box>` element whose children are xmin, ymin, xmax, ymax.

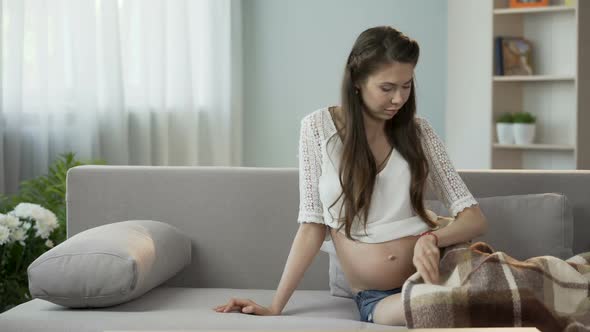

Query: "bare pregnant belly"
<box><xmin>330</xmin><ymin>228</ymin><xmax>419</xmax><ymax>294</ymax></box>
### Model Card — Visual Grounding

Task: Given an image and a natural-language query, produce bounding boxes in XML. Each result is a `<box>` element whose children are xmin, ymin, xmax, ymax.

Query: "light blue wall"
<box><xmin>242</xmin><ymin>0</ymin><xmax>447</xmax><ymax>167</ymax></box>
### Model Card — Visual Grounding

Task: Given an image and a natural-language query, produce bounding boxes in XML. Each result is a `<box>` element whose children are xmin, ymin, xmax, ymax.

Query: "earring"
<box><xmin>355</xmin><ymin>88</ymin><xmax>359</xmax><ymax>95</ymax></box>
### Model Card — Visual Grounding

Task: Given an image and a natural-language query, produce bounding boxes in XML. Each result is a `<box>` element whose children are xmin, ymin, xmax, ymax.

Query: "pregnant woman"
<box><xmin>215</xmin><ymin>25</ymin><xmax>488</xmax><ymax>326</ymax></box>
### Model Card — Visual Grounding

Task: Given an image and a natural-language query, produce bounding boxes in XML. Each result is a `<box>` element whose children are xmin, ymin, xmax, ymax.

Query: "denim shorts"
<box><xmin>353</xmin><ymin>287</ymin><xmax>403</xmax><ymax>323</ymax></box>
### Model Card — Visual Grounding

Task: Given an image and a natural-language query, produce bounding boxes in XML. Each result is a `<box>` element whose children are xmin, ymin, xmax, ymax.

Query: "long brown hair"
<box><xmin>328</xmin><ymin>26</ymin><xmax>436</xmax><ymax>240</ymax></box>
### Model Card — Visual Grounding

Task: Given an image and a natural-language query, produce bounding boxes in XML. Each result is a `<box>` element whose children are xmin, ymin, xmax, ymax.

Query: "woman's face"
<box><xmin>357</xmin><ymin>61</ymin><xmax>415</xmax><ymax>122</ymax></box>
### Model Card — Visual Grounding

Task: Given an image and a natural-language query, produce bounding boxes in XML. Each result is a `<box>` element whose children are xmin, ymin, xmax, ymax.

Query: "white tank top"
<box><xmin>296</xmin><ymin>107</ymin><xmax>478</xmax><ymax>251</ymax></box>
<box><xmin>319</xmin><ymin>127</ymin><xmax>430</xmax><ymax>244</ymax></box>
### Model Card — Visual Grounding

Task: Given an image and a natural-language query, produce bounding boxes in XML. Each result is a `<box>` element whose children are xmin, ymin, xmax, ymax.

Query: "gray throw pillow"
<box><xmin>27</xmin><ymin>220</ymin><xmax>191</xmax><ymax>308</ymax></box>
<box><xmin>329</xmin><ymin>193</ymin><xmax>573</xmax><ymax>298</ymax></box>
<box><xmin>328</xmin><ymin>251</ymin><xmax>354</xmax><ymax>298</ymax></box>
<box><xmin>473</xmin><ymin>193</ymin><xmax>573</xmax><ymax>260</ymax></box>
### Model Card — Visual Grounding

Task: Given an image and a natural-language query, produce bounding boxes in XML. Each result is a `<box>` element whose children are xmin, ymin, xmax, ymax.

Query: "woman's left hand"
<box><xmin>412</xmin><ymin>234</ymin><xmax>440</xmax><ymax>284</ymax></box>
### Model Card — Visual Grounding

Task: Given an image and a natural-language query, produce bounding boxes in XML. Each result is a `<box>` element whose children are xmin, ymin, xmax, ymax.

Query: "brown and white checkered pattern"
<box><xmin>403</xmin><ymin>242</ymin><xmax>590</xmax><ymax>332</ymax></box>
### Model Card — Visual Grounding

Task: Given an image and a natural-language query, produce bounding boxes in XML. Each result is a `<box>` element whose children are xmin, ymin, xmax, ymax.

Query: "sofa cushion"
<box><xmin>27</xmin><ymin>220</ymin><xmax>191</xmax><ymax>308</ymax></box>
<box><xmin>328</xmin><ymin>193</ymin><xmax>574</xmax><ymax>298</ymax></box>
<box><xmin>427</xmin><ymin>192</ymin><xmax>574</xmax><ymax>260</ymax></box>
<box><xmin>0</xmin><ymin>287</ymin><xmax>409</xmax><ymax>332</ymax></box>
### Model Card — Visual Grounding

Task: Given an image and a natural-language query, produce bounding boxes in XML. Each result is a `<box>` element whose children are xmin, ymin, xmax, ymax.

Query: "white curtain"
<box><xmin>0</xmin><ymin>0</ymin><xmax>243</xmax><ymax>194</ymax></box>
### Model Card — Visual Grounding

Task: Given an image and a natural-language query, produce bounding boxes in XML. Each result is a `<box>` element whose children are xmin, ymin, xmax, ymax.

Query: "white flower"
<box><xmin>10</xmin><ymin>228</ymin><xmax>27</xmax><ymax>245</ymax></box>
<box><xmin>0</xmin><ymin>225</ymin><xmax>9</xmax><ymax>245</ymax></box>
<box><xmin>45</xmin><ymin>240</ymin><xmax>54</xmax><ymax>248</ymax></box>
<box><xmin>10</xmin><ymin>203</ymin><xmax>59</xmax><ymax>239</ymax></box>
<box><xmin>0</xmin><ymin>213</ymin><xmax>20</xmax><ymax>230</ymax></box>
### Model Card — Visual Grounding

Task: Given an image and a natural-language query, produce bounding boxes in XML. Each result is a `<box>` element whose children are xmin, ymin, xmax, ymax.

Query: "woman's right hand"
<box><xmin>213</xmin><ymin>298</ymin><xmax>279</xmax><ymax>316</ymax></box>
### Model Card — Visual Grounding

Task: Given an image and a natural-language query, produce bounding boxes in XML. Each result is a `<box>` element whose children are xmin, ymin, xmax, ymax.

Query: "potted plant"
<box><xmin>0</xmin><ymin>203</ymin><xmax>59</xmax><ymax>312</ymax></box>
<box><xmin>496</xmin><ymin>112</ymin><xmax>515</xmax><ymax>144</ymax></box>
<box><xmin>0</xmin><ymin>153</ymin><xmax>104</xmax><ymax>312</ymax></box>
<box><xmin>512</xmin><ymin>112</ymin><xmax>536</xmax><ymax>145</ymax></box>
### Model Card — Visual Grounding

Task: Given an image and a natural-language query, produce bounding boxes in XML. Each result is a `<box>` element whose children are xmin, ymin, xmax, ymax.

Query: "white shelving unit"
<box><xmin>446</xmin><ymin>0</ymin><xmax>590</xmax><ymax>170</ymax></box>
<box><xmin>493</xmin><ymin>5</ymin><xmax>574</xmax><ymax>14</ymax></box>
<box><xmin>493</xmin><ymin>143</ymin><xmax>575</xmax><ymax>151</ymax></box>
<box><xmin>492</xmin><ymin>75</ymin><xmax>575</xmax><ymax>82</ymax></box>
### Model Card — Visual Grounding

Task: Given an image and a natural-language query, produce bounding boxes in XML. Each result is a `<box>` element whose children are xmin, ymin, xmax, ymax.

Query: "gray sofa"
<box><xmin>1</xmin><ymin>166</ymin><xmax>589</xmax><ymax>332</ymax></box>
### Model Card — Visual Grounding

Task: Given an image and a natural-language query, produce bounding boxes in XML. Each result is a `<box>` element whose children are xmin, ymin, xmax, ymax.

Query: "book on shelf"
<box><xmin>509</xmin><ymin>0</ymin><xmax>548</xmax><ymax>8</ymax></box>
<box><xmin>494</xmin><ymin>37</ymin><xmax>504</xmax><ymax>75</ymax></box>
<box><xmin>494</xmin><ymin>36</ymin><xmax>534</xmax><ymax>76</ymax></box>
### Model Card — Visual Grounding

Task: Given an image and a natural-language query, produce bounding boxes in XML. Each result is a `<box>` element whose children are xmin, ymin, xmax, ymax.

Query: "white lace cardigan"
<box><xmin>296</xmin><ymin>107</ymin><xmax>478</xmax><ymax>244</ymax></box>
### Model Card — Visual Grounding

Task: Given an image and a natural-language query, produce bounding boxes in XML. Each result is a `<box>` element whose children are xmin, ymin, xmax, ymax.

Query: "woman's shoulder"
<box><xmin>414</xmin><ymin>116</ymin><xmax>436</xmax><ymax>135</ymax></box>
<box><xmin>301</xmin><ymin>106</ymin><xmax>331</xmax><ymax>124</ymax></box>
<box><xmin>413</xmin><ymin>115</ymin><xmax>430</xmax><ymax>127</ymax></box>
<box><xmin>300</xmin><ymin>106</ymin><xmax>337</xmax><ymax>137</ymax></box>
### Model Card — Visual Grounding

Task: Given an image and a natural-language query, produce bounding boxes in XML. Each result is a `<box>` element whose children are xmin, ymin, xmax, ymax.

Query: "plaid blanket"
<box><xmin>402</xmin><ymin>241</ymin><xmax>590</xmax><ymax>331</ymax></box>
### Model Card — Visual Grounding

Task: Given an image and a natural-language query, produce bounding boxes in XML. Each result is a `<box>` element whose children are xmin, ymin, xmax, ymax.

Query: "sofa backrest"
<box><xmin>66</xmin><ymin>166</ymin><xmax>590</xmax><ymax>290</ymax></box>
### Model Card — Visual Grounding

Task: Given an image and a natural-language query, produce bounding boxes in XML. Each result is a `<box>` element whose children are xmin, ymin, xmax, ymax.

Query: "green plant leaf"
<box><xmin>513</xmin><ymin>112</ymin><xmax>536</xmax><ymax>124</ymax></box>
<box><xmin>0</xmin><ymin>152</ymin><xmax>105</xmax><ymax>313</ymax></box>
<box><xmin>497</xmin><ymin>112</ymin><xmax>514</xmax><ymax>123</ymax></box>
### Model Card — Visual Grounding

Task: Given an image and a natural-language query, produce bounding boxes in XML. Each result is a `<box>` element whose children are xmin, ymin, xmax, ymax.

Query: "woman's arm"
<box><xmin>269</xmin><ymin>222</ymin><xmax>326</xmax><ymax>314</ymax></box>
<box><xmin>269</xmin><ymin>113</ymin><xmax>327</xmax><ymax>313</ymax></box>
<box><xmin>415</xmin><ymin>117</ymin><xmax>487</xmax><ymax>245</ymax></box>
<box><xmin>216</xmin><ymin>113</ymin><xmax>327</xmax><ymax>315</ymax></box>
<box><xmin>413</xmin><ymin>205</ymin><xmax>487</xmax><ymax>284</ymax></box>
<box><xmin>431</xmin><ymin>205</ymin><xmax>488</xmax><ymax>248</ymax></box>
<box><xmin>414</xmin><ymin>117</ymin><xmax>488</xmax><ymax>284</ymax></box>
<box><xmin>216</xmin><ymin>222</ymin><xmax>326</xmax><ymax>315</ymax></box>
